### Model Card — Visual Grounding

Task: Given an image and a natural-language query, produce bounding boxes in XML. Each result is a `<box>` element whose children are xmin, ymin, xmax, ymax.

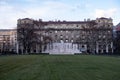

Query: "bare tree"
<box><xmin>17</xmin><ymin>21</ymin><xmax>52</xmax><ymax>54</ymax></box>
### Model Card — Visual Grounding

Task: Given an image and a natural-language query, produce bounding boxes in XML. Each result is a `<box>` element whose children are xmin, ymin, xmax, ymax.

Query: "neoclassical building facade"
<box><xmin>17</xmin><ymin>17</ymin><xmax>114</xmax><ymax>54</ymax></box>
<box><xmin>114</xmin><ymin>22</ymin><xmax>120</xmax><ymax>54</ymax></box>
<box><xmin>0</xmin><ymin>29</ymin><xmax>17</xmax><ymax>54</ymax></box>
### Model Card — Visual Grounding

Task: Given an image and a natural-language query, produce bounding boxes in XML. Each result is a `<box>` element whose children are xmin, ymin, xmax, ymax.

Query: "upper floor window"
<box><xmin>60</xmin><ymin>35</ymin><xmax>63</xmax><ymax>38</ymax></box>
<box><xmin>76</xmin><ymin>25</ymin><xmax>79</xmax><ymax>27</ymax></box>
<box><xmin>66</xmin><ymin>30</ymin><xmax>68</xmax><ymax>33</ymax></box>
<box><xmin>55</xmin><ymin>31</ymin><xmax>57</xmax><ymax>33</ymax></box>
<box><xmin>24</xmin><ymin>21</ymin><xmax>26</xmax><ymax>23</ymax></box>
<box><xmin>103</xmin><ymin>35</ymin><xmax>106</xmax><ymax>38</ymax></box>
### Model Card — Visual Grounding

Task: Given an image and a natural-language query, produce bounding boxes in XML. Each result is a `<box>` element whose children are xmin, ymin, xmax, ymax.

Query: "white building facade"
<box><xmin>16</xmin><ymin>17</ymin><xmax>113</xmax><ymax>54</ymax></box>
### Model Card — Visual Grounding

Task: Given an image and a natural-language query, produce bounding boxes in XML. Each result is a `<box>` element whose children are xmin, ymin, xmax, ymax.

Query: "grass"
<box><xmin>0</xmin><ymin>55</ymin><xmax>120</xmax><ymax>80</ymax></box>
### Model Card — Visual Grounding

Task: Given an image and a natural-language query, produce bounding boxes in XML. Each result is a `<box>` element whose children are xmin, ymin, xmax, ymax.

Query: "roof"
<box><xmin>99</xmin><ymin>17</ymin><xmax>109</xmax><ymax>19</ymax></box>
<box><xmin>0</xmin><ymin>29</ymin><xmax>16</xmax><ymax>31</ymax></box>
<box><xmin>44</xmin><ymin>20</ymin><xmax>95</xmax><ymax>24</ymax></box>
<box><xmin>19</xmin><ymin>18</ymin><xmax>33</xmax><ymax>21</ymax></box>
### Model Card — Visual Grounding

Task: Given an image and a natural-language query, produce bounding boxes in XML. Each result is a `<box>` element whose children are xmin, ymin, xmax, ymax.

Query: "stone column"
<box><xmin>38</xmin><ymin>45</ymin><xmax>40</xmax><ymax>53</ymax></box>
<box><xmin>49</xmin><ymin>43</ymin><xmax>50</xmax><ymax>50</ymax></box>
<box><xmin>85</xmin><ymin>44</ymin><xmax>87</xmax><ymax>51</ymax></box>
<box><xmin>78</xmin><ymin>44</ymin><xmax>80</xmax><ymax>50</ymax></box>
<box><xmin>30</xmin><ymin>47</ymin><xmax>33</xmax><ymax>53</ymax></box>
<box><xmin>36</xmin><ymin>44</ymin><xmax>38</xmax><ymax>53</ymax></box>
<box><xmin>16</xmin><ymin>41</ymin><xmax>19</xmax><ymax>54</ymax></box>
<box><xmin>111</xmin><ymin>42</ymin><xmax>113</xmax><ymax>53</ymax></box>
<box><xmin>101</xmin><ymin>49</ymin><xmax>103</xmax><ymax>53</ymax></box>
<box><xmin>25</xmin><ymin>47</ymin><xmax>28</xmax><ymax>54</ymax></box>
<box><xmin>106</xmin><ymin>44</ymin><xmax>108</xmax><ymax>53</ymax></box>
<box><xmin>96</xmin><ymin>42</ymin><xmax>99</xmax><ymax>54</ymax></box>
<box><xmin>41</xmin><ymin>45</ymin><xmax>44</xmax><ymax>53</ymax></box>
<box><xmin>21</xmin><ymin>46</ymin><xmax>24</xmax><ymax>55</ymax></box>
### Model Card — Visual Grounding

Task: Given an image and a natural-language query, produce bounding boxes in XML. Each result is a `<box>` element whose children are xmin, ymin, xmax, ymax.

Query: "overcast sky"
<box><xmin>0</xmin><ymin>0</ymin><xmax>120</xmax><ymax>29</ymax></box>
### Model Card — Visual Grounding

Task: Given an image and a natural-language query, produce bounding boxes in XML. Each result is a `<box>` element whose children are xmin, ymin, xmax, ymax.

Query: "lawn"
<box><xmin>0</xmin><ymin>55</ymin><xmax>120</xmax><ymax>80</ymax></box>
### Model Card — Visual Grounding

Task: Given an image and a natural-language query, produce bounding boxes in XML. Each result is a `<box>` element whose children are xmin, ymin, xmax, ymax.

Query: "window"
<box><xmin>60</xmin><ymin>39</ymin><xmax>64</xmax><ymax>43</ymax></box>
<box><xmin>66</xmin><ymin>39</ymin><xmax>68</xmax><ymax>42</ymax></box>
<box><xmin>60</xmin><ymin>35</ymin><xmax>63</xmax><ymax>38</ymax></box>
<box><xmin>66</xmin><ymin>30</ymin><xmax>68</xmax><ymax>33</ymax></box>
<box><xmin>103</xmin><ymin>35</ymin><xmax>106</xmax><ymax>38</ymax></box>
<box><xmin>24</xmin><ymin>21</ymin><xmax>26</xmax><ymax>23</ymax></box>
<box><xmin>82</xmin><ymin>45</ymin><xmax>84</xmax><ymax>48</ymax></box>
<box><xmin>71</xmin><ymin>40</ymin><xmax>73</xmax><ymax>42</ymax></box>
<box><xmin>55</xmin><ymin>31</ymin><xmax>57</xmax><ymax>33</ymax></box>
<box><xmin>76</xmin><ymin>25</ymin><xmax>78</xmax><ymax>27</ymax></box>
<box><xmin>99</xmin><ymin>35</ymin><xmax>101</xmax><ymax>38</ymax></box>
<box><xmin>55</xmin><ymin>35</ymin><xmax>57</xmax><ymax>37</ymax></box>
<box><xmin>108</xmin><ymin>31</ymin><xmax>110</xmax><ymax>33</ymax></box>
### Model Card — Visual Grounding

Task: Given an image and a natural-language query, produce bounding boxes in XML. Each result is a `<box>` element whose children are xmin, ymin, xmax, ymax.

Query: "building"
<box><xmin>0</xmin><ymin>29</ymin><xmax>17</xmax><ymax>54</ymax></box>
<box><xmin>17</xmin><ymin>17</ymin><xmax>114</xmax><ymax>54</ymax></box>
<box><xmin>114</xmin><ymin>23</ymin><xmax>120</xmax><ymax>54</ymax></box>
